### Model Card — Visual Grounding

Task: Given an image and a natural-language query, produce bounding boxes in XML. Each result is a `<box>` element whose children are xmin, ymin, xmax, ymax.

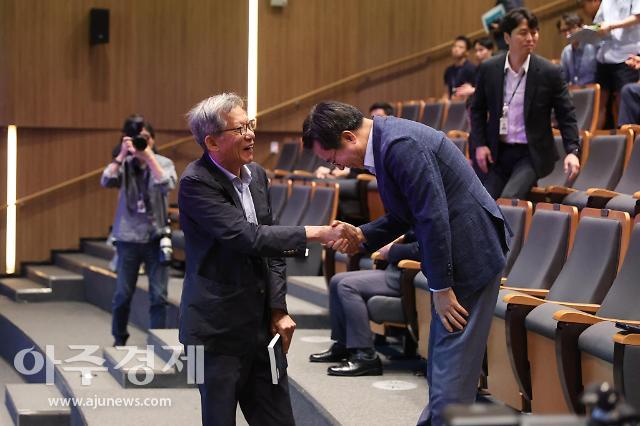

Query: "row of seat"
<box><xmin>531</xmin><ymin>125</ymin><xmax>640</xmax><ymax>217</ymax></box>
<box><xmin>323</xmin><ymin>199</ymin><xmax>640</xmax><ymax>414</ymax></box>
<box><xmin>394</xmin><ymin>83</ymin><xmax>600</xmax><ymax>135</ymax></box>
<box><xmin>269</xmin><ymin>179</ymin><xmax>339</xmax><ymax>276</ymax></box>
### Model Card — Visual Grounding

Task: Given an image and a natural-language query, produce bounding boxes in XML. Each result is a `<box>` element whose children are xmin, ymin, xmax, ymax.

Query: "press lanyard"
<box><xmin>505</xmin><ymin>72</ymin><xmax>525</xmax><ymax>108</ymax></box>
<box><xmin>500</xmin><ymin>70</ymin><xmax>525</xmax><ymax>136</ymax></box>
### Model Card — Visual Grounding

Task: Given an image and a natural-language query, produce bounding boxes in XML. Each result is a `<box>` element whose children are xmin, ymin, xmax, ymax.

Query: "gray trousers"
<box><xmin>329</xmin><ymin>270</ymin><xmax>400</xmax><ymax>349</ymax></box>
<box><xmin>417</xmin><ymin>274</ymin><xmax>501</xmax><ymax>426</ymax></box>
<box><xmin>484</xmin><ymin>143</ymin><xmax>538</xmax><ymax>200</ymax></box>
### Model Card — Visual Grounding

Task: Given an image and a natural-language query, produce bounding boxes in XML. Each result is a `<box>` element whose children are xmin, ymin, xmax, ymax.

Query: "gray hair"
<box><xmin>186</xmin><ymin>93</ymin><xmax>245</xmax><ymax>149</ymax></box>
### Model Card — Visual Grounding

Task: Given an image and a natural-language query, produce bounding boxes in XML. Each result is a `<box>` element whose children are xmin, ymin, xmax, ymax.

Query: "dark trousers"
<box><xmin>618</xmin><ymin>83</ymin><xmax>640</xmax><ymax>127</ymax></box>
<box><xmin>417</xmin><ymin>274</ymin><xmax>501</xmax><ymax>426</ymax></box>
<box><xmin>329</xmin><ymin>270</ymin><xmax>400</xmax><ymax>349</ymax></box>
<box><xmin>198</xmin><ymin>331</ymin><xmax>295</xmax><ymax>426</ymax></box>
<box><xmin>484</xmin><ymin>143</ymin><xmax>537</xmax><ymax>200</ymax></box>
<box><xmin>112</xmin><ymin>240</ymin><xmax>168</xmax><ymax>342</ymax></box>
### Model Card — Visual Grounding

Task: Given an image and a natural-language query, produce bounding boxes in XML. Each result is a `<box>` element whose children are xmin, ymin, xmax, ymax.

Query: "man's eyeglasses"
<box><xmin>223</xmin><ymin>119</ymin><xmax>257</xmax><ymax>135</ymax></box>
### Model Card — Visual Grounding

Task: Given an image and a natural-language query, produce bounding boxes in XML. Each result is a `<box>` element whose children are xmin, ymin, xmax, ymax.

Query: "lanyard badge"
<box><xmin>499</xmin><ymin>104</ymin><xmax>509</xmax><ymax>135</ymax></box>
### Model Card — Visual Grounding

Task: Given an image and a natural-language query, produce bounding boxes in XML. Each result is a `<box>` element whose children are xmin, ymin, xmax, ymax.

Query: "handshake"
<box><xmin>305</xmin><ymin>221</ymin><xmax>364</xmax><ymax>255</ymax></box>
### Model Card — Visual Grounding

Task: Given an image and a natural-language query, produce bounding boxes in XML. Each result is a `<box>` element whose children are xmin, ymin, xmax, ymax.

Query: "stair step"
<box><xmin>5</xmin><ymin>383</ymin><xmax>70</xmax><ymax>426</ymax></box>
<box><xmin>0</xmin><ymin>278</ymin><xmax>53</xmax><ymax>302</ymax></box>
<box><xmin>25</xmin><ymin>265</ymin><xmax>84</xmax><ymax>301</ymax></box>
<box><xmin>147</xmin><ymin>328</ymin><xmax>184</xmax><ymax>365</ymax></box>
<box><xmin>287</xmin><ymin>276</ymin><xmax>329</xmax><ymax>308</ymax></box>
<box><xmin>81</xmin><ymin>240</ymin><xmax>115</xmax><ymax>261</ymax></box>
<box><xmin>103</xmin><ymin>346</ymin><xmax>194</xmax><ymax>389</ymax></box>
<box><xmin>53</xmin><ymin>252</ymin><xmax>111</xmax><ymax>276</ymax></box>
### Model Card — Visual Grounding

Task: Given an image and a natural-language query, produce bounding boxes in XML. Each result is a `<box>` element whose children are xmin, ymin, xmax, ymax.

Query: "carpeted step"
<box><xmin>0</xmin><ymin>278</ymin><xmax>53</xmax><ymax>302</ymax></box>
<box><xmin>53</xmin><ymin>252</ymin><xmax>111</xmax><ymax>275</ymax></box>
<box><xmin>103</xmin><ymin>346</ymin><xmax>194</xmax><ymax>389</ymax></box>
<box><xmin>26</xmin><ymin>265</ymin><xmax>84</xmax><ymax>301</ymax></box>
<box><xmin>287</xmin><ymin>276</ymin><xmax>329</xmax><ymax>308</ymax></box>
<box><xmin>81</xmin><ymin>240</ymin><xmax>115</xmax><ymax>261</ymax></box>
<box><xmin>5</xmin><ymin>383</ymin><xmax>71</xmax><ymax>426</ymax></box>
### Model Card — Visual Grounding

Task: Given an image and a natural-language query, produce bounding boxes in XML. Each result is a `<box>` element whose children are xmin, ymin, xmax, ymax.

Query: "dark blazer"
<box><xmin>470</xmin><ymin>53</ymin><xmax>580</xmax><ymax>178</ymax></box>
<box><xmin>360</xmin><ymin>116</ymin><xmax>510</xmax><ymax>293</ymax></box>
<box><xmin>178</xmin><ymin>154</ymin><xmax>307</xmax><ymax>355</ymax></box>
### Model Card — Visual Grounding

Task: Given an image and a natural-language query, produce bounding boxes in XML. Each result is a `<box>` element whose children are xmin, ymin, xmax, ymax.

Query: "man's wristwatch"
<box><xmin>569</xmin><ymin>147</ymin><xmax>580</xmax><ymax>158</ymax></box>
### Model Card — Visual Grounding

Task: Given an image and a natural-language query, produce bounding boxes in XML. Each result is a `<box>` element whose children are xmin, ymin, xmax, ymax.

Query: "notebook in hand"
<box><xmin>268</xmin><ymin>334</ymin><xmax>288</xmax><ymax>385</ymax></box>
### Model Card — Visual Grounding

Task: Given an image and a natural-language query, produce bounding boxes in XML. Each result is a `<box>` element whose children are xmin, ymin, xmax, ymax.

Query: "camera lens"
<box><xmin>132</xmin><ymin>136</ymin><xmax>148</xmax><ymax>151</ymax></box>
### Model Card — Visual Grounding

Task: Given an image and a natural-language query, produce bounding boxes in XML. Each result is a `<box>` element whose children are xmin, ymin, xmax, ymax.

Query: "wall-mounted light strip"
<box><xmin>6</xmin><ymin>125</ymin><xmax>17</xmax><ymax>274</ymax></box>
<box><xmin>247</xmin><ymin>0</ymin><xmax>258</xmax><ymax>119</ymax></box>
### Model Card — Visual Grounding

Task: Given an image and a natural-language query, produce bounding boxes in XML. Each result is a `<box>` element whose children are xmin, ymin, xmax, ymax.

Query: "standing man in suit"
<box><xmin>471</xmin><ymin>8</ymin><xmax>581</xmax><ymax>199</ymax></box>
<box><xmin>180</xmin><ymin>93</ymin><xmax>357</xmax><ymax>426</ymax></box>
<box><xmin>303</xmin><ymin>101</ymin><xmax>510</xmax><ymax>426</ymax></box>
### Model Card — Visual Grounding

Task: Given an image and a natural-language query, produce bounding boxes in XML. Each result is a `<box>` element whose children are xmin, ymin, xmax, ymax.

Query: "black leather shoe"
<box><xmin>327</xmin><ymin>353</ymin><xmax>383</xmax><ymax>376</ymax></box>
<box><xmin>309</xmin><ymin>343</ymin><xmax>349</xmax><ymax>363</ymax></box>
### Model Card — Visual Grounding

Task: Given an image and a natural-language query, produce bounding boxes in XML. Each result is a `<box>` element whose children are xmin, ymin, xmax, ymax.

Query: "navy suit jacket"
<box><xmin>470</xmin><ymin>53</ymin><xmax>580</xmax><ymax>178</ymax></box>
<box><xmin>360</xmin><ymin>116</ymin><xmax>510</xmax><ymax>293</ymax></box>
<box><xmin>178</xmin><ymin>154</ymin><xmax>307</xmax><ymax>354</ymax></box>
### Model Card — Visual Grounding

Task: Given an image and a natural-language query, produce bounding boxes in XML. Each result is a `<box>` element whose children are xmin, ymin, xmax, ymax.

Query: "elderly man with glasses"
<box><xmin>179</xmin><ymin>93</ymin><xmax>358</xmax><ymax>426</ymax></box>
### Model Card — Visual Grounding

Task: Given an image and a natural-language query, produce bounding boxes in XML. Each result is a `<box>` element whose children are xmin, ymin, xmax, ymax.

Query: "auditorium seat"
<box><xmin>269</xmin><ymin>178</ymin><xmax>292</xmax><ymax>222</ymax></box>
<box><xmin>441</xmin><ymin>100</ymin><xmax>469</xmax><ymax>133</ymax></box>
<box><xmin>496</xmin><ymin>199</ymin><xmax>533</xmax><ymax>277</ymax></box>
<box><xmin>562</xmin><ymin>129</ymin><xmax>634</xmax><ymax>211</ymax></box>
<box><xmin>420</xmin><ymin>99</ymin><xmax>445</xmax><ymax>130</ymax></box>
<box><xmin>446</xmin><ymin>130</ymin><xmax>469</xmax><ymax>158</ymax></box>
<box><xmin>544</xmin><ymin>131</ymin><xmax>627</xmax><ymax>204</ymax></box>
<box><xmin>551</xmin><ymin>215</ymin><xmax>640</xmax><ymax>413</ymax></box>
<box><xmin>278</xmin><ymin>180</ymin><xmax>314</xmax><ymax>226</ymax></box>
<box><xmin>398</xmin><ymin>100</ymin><xmax>423</xmax><ymax>122</ymax></box>
<box><xmin>357</xmin><ymin>174</ymin><xmax>385</xmax><ymax>221</ymax></box>
<box><xmin>530</xmin><ymin>131</ymin><xmax>585</xmax><ymax>199</ymax></box>
<box><xmin>367</xmin><ymin>236</ymin><xmax>421</xmax><ymax>356</ymax></box>
<box><xmin>290</xmin><ymin>147</ymin><xmax>323</xmax><ymax>178</ymax></box>
<box><xmin>569</xmin><ymin>83</ymin><xmax>600</xmax><ymax>134</ymax></box>
<box><xmin>503</xmin><ymin>209</ymin><xmax>629</xmax><ymax>414</ymax></box>
<box><xmin>273</xmin><ymin>140</ymin><xmax>301</xmax><ymax>177</ymax></box>
<box><xmin>286</xmin><ymin>181</ymin><xmax>339</xmax><ymax>276</ymax></box>
<box><xmin>487</xmin><ymin>203</ymin><xmax>578</xmax><ymax>411</ymax></box>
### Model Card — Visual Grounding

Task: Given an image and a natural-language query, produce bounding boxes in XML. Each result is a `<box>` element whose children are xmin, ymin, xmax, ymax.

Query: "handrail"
<box><xmin>0</xmin><ymin>135</ymin><xmax>194</xmax><ymax>211</ymax></box>
<box><xmin>0</xmin><ymin>0</ymin><xmax>574</xmax><ymax>211</ymax></box>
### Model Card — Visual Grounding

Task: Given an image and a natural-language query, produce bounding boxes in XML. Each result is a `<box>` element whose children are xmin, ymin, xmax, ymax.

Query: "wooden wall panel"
<box><xmin>2</xmin><ymin>0</ymin><xmax>247</xmax><ymax>130</ymax></box>
<box><xmin>257</xmin><ymin>0</ymin><xmax>578</xmax><ymax>131</ymax></box>
<box><xmin>13</xmin><ymin>128</ymin><xmax>197</xmax><ymax>266</ymax></box>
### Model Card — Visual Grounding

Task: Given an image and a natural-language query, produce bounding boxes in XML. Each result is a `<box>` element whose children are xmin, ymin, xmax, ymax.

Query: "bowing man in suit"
<box><xmin>303</xmin><ymin>101</ymin><xmax>511</xmax><ymax>426</ymax></box>
<box><xmin>471</xmin><ymin>8</ymin><xmax>581</xmax><ymax>199</ymax></box>
<box><xmin>180</xmin><ymin>93</ymin><xmax>358</xmax><ymax>426</ymax></box>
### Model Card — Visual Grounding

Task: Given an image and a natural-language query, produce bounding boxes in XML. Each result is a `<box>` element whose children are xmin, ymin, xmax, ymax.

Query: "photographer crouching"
<box><xmin>101</xmin><ymin>114</ymin><xmax>177</xmax><ymax>346</ymax></box>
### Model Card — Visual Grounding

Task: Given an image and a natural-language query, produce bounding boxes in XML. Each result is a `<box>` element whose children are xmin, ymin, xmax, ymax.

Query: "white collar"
<box><xmin>363</xmin><ymin>124</ymin><xmax>375</xmax><ymax>175</ymax></box>
<box><xmin>504</xmin><ymin>53</ymin><xmax>531</xmax><ymax>74</ymax></box>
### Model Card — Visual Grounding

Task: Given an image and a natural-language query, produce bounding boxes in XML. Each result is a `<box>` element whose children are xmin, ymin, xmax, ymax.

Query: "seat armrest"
<box><xmin>586</xmin><ymin>188</ymin><xmax>620</xmax><ymax>198</ymax></box>
<box><xmin>558</xmin><ymin>302</ymin><xmax>600</xmax><ymax>314</ymax></box>
<box><xmin>613</xmin><ymin>332</ymin><xmax>640</xmax><ymax>346</ymax></box>
<box><xmin>553</xmin><ymin>310</ymin><xmax>603</xmax><ymax>324</ymax></box>
<box><xmin>398</xmin><ymin>260</ymin><xmax>421</xmax><ymax>270</ymax></box>
<box><xmin>546</xmin><ymin>186</ymin><xmax>577</xmax><ymax>195</ymax></box>
<box><xmin>371</xmin><ymin>251</ymin><xmax>382</xmax><ymax>261</ymax></box>
<box><xmin>500</xmin><ymin>286</ymin><xmax>549</xmax><ymax>298</ymax></box>
<box><xmin>291</xmin><ymin>170</ymin><xmax>314</xmax><ymax>177</ymax></box>
<box><xmin>530</xmin><ymin>186</ymin><xmax>548</xmax><ymax>194</ymax></box>
<box><xmin>502</xmin><ymin>293</ymin><xmax>545</xmax><ymax>307</ymax></box>
<box><xmin>273</xmin><ymin>169</ymin><xmax>290</xmax><ymax>177</ymax></box>
<box><xmin>356</xmin><ymin>173</ymin><xmax>376</xmax><ymax>182</ymax></box>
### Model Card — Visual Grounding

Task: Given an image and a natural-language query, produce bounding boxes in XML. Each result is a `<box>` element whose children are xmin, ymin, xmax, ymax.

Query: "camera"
<box><xmin>122</xmin><ymin>115</ymin><xmax>148</xmax><ymax>151</ymax></box>
<box><xmin>159</xmin><ymin>224</ymin><xmax>173</xmax><ymax>266</ymax></box>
